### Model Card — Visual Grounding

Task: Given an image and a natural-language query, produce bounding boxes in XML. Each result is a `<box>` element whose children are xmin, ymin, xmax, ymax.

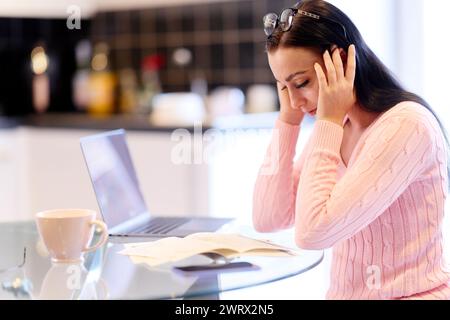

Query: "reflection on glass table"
<box><xmin>0</xmin><ymin>248</ymin><xmax>33</xmax><ymax>299</ymax></box>
<box><xmin>0</xmin><ymin>221</ymin><xmax>323</xmax><ymax>300</ymax></box>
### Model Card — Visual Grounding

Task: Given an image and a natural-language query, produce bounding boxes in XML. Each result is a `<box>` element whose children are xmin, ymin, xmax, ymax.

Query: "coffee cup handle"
<box><xmin>83</xmin><ymin>220</ymin><xmax>109</xmax><ymax>253</ymax></box>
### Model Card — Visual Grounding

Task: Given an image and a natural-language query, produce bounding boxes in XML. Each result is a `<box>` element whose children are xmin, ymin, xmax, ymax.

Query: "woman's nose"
<box><xmin>288</xmin><ymin>91</ymin><xmax>306</xmax><ymax>110</ymax></box>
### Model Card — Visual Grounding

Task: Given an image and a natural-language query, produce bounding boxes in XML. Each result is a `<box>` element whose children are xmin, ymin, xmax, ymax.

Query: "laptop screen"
<box><xmin>80</xmin><ymin>129</ymin><xmax>148</xmax><ymax>228</ymax></box>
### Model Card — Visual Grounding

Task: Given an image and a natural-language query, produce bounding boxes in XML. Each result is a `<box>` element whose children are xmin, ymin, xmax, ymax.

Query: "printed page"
<box><xmin>119</xmin><ymin>236</ymin><xmax>230</xmax><ymax>263</ymax></box>
<box><xmin>187</xmin><ymin>233</ymin><xmax>293</xmax><ymax>253</ymax></box>
<box><xmin>119</xmin><ymin>233</ymin><xmax>298</xmax><ymax>266</ymax></box>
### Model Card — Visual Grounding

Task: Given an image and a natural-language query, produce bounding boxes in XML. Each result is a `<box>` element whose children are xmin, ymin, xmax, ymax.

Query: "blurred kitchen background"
<box><xmin>0</xmin><ymin>0</ymin><xmax>287</xmax><ymax>117</ymax></box>
<box><xmin>1</xmin><ymin>0</ymin><xmax>449</xmax><ymax>299</ymax></box>
<box><xmin>1</xmin><ymin>0</ymin><xmax>448</xmax><ymax>119</ymax></box>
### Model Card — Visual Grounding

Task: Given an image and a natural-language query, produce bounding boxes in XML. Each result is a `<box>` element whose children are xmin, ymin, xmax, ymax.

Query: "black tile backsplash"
<box><xmin>95</xmin><ymin>0</ymin><xmax>295</xmax><ymax>93</ymax></box>
<box><xmin>209</xmin><ymin>8</ymin><xmax>224</xmax><ymax>31</ymax></box>
<box><xmin>154</xmin><ymin>9</ymin><xmax>169</xmax><ymax>34</ymax></box>
<box><xmin>104</xmin><ymin>12</ymin><xmax>117</xmax><ymax>36</ymax></box>
<box><xmin>239</xmin><ymin>42</ymin><xmax>255</xmax><ymax>69</ymax></box>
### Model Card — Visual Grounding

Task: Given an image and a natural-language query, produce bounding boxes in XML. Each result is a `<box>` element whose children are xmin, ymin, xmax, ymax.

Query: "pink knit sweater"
<box><xmin>253</xmin><ymin>101</ymin><xmax>450</xmax><ymax>299</ymax></box>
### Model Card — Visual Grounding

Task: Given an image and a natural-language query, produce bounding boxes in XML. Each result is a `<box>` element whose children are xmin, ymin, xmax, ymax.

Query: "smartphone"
<box><xmin>172</xmin><ymin>262</ymin><xmax>260</xmax><ymax>276</ymax></box>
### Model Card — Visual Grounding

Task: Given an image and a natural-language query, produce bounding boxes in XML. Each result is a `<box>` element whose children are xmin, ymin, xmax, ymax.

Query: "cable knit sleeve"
<box><xmin>295</xmin><ymin>115</ymin><xmax>434</xmax><ymax>250</ymax></box>
<box><xmin>252</xmin><ymin>119</ymin><xmax>311</xmax><ymax>232</ymax></box>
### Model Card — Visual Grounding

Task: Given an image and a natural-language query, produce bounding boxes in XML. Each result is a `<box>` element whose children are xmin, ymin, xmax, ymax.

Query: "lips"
<box><xmin>308</xmin><ymin>109</ymin><xmax>317</xmax><ymax>116</ymax></box>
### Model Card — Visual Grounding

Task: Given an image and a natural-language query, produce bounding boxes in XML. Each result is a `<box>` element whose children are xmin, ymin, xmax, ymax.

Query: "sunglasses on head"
<box><xmin>263</xmin><ymin>7</ymin><xmax>348</xmax><ymax>40</ymax></box>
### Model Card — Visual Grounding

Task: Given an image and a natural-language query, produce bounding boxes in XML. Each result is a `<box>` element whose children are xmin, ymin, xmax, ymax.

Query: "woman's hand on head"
<box><xmin>277</xmin><ymin>82</ymin><xmax>305</xmax><ymax>126</ymax></box>
<box><xmin>314</xmin><ymin>44</ymin><xmax>357</xmax><ymax>127</ymax></box>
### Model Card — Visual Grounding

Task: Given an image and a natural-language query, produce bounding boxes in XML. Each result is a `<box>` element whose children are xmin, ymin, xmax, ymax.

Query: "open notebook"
<box><xmin>119</xmin><ymin>233</ymin><xmax>300</xmax><ymax>267</ymax></box>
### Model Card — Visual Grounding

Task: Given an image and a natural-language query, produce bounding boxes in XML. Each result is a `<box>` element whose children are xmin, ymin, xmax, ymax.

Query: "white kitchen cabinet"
<box><xmin>0</xmin><ymin>126</ymin><xmax>209</xmax><ymax>222</ymax></box>
<box><xmin>0</xmin><ymin>128</ymin><xmax>21</xmax><ymax>222</ymax></box>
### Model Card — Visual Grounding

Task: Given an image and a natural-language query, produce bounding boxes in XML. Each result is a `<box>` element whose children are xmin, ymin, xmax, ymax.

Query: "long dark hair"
<box><xmin>266</xmin><ymin>0</ymin><xmax>450</xmax><ymax>188</ymax></box>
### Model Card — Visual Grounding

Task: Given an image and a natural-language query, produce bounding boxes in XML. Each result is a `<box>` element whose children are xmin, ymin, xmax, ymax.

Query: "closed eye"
<box><xmin>295</xmin><ymin>80</ymin><xmax>309</xmax><ymax>89</ymax></box>
<box><xmin>279</xmin><ymin>80</ymin><xmax>309</xmax><ymax>91</ymax></box>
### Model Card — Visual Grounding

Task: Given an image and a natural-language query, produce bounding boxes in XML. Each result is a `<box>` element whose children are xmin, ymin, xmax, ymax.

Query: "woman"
<box><xmin>253</xmin><ymin>0</ymin><xmax>450</xmax><ymax>299</ymax></box>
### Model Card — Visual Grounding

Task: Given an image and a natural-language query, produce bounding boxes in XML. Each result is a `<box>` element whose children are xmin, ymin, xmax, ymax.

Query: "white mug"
<box><xmin>35</xmin><ymin>209</ymin><xmax>108</xmax><ymax>263</ymax></box>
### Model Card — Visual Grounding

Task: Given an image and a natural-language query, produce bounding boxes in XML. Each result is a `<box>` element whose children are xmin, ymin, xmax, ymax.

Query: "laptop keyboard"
<box><xmin>133</xmin><ymin>217</ymin><xmax>189</xmax><ymax>235</ymax></box>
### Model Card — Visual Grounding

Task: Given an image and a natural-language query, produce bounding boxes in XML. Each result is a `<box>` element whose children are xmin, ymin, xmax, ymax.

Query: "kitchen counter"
<box><xmin>0</xmin><ymin>113</ymin><xmax>202</xmax><ymax>132</ymax></box>
<box><xmin>0</xmin><ymin>112</ymin><xmax>301</xmax><ymax>132</ymax></box>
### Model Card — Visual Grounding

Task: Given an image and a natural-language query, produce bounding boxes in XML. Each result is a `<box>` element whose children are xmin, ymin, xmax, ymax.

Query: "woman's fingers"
<box><xmin>332</xmin><ymin>47</ymin><xmax>345</xmax><ymax>80</ymax></box>
<box><xmin>345</xmin><ymin>44</ymin><xmax>356</xmax><ymax>83</ymax></box>
<box><xmin>276</xmin><ymin>83</ymin><xmax>292</xmax><ymax>109</ymax></box>
<box><xmin>318</xmin><ymin>45</ymin><xmax>355</xmax><ymax>89</ymax></box>
<box><xmin>323</xmin><ymin>50</ymin><xmax>337</xmax><ymax>85</ymax></box>
<box><xmin>314</xmin><ymin>63</ymin><xmax>327</xmax><ymax>89</ymax></box>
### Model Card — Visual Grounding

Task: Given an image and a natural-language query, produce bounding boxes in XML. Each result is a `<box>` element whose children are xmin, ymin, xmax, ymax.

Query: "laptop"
<box><xmin>80</xmin><ymin>129</ymin><xmax>233</xmax><ymax>237</ymax></box>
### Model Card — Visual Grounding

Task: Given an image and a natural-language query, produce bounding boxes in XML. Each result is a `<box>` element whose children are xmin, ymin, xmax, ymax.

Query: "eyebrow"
<box><xmin>276</xmin><ymin>70</ymin><xmax>308</xmax><ymax>83</ymax></box>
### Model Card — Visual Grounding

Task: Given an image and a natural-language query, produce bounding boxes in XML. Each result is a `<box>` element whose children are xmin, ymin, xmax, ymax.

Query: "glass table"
<box><xmin>0</xmin><ymin>221</ymin><xmax>323</xmax><ymax>300</ymax></box>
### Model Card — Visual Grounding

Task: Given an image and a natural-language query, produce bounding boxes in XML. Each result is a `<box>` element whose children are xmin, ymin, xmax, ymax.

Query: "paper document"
<box><xmin>119</xmin><ymin>233</ymin><xmax>299</xmax><ymax>267</ymax></box>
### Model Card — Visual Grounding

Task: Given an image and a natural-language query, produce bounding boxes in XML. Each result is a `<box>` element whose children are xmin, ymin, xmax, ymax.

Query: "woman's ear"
<box><xmin>331</xmin><ymin>45</ymin><xmax>348</xmax><ymax>67</ymax></box>
<box><xmin>339</xmin><ymin>48</ymin><xmax>347</xmax><ymax>67</ymax></box>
